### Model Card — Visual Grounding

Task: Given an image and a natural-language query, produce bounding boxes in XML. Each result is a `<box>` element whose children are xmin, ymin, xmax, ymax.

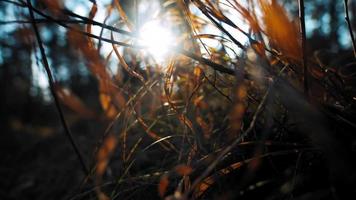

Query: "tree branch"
<box><xmin>344</xmin><ymin>0</ymin><xmax>356</xmax><ymax>58</ymax></box>
<box><xmin>299</xmin><ymin>0</ymin><xmax>309</xmax><ymax>96</ymax></box>
<box><xmin>26</xmin><ymin>0</ymin><xmax>89</xmax><ymax>175</ymax></box>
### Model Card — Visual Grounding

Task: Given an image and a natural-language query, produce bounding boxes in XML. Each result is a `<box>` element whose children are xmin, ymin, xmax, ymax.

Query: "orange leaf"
<box><xmin>97</xmin><ymin>191</ymin><xmax>110</xmax><ymax>200</ymax></box>
<box><xmin>233</xmin><ymin>1</ymin><xmax>261</xmax><ymax>33</ymax></box>
<box><xmin>96</xmin><ymin>134</ymin><xmax>117</xmax><ymax>177</ymax></box>
<box><xmin>99</xmin><ymin>93</ymin><xmax>118</xmax><ymax>119</ymax></box>
<box><xmin>158</xmin><ymin>175</ymin><xmax>169</xmax><ymax>198</ymax></box>
<box><xmin>194</xmin><ymin>66</ymin><xmax>202</xmax><ymax>78</ymax></box>
<box><xmin>259</xmin><ymin>0</ymin><xmax>301</xmax><ymax>61</ymax></box>
<box><xmin>196</xmin><ymin>116</ymin><xmax>211</xmax><ymax>139</ymax></box>
<box><xmin>175</xmin><ymin>165</ymin><xmax>193</xmax><ymax>176</ymax></box>
<box><xmin>251</xmin><ymin>41</ymin><xmax>266</xmax><ymax>58</ymax></box>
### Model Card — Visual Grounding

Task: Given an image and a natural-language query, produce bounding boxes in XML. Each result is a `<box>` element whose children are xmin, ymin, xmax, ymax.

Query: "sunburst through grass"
<box><xmin>5</xmin><ymin>0</ymin><xmax>356</xmax><ymax>199</ymax></box>
<box><xmin>138</xmin><ymin>19</ymin><xmax>177</xmax><ymax>63</ymax></box>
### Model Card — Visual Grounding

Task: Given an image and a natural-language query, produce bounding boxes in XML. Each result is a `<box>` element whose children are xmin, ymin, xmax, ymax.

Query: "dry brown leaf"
<box><xmin>194</xmin><ymin>67</ymin><xmax>202</xmax><ymax>81</ymax></box>
<box><xmin>158</xmin><ymin>175</ymin><xmax>169</xmax><ymax>198</ymax></box>
<box><xmin>96</xmin><ymin>191</ymin><xmax>110</xmax><ymax>200</ymax></box>
<box><xmin>251</xmin><ymin>41</ymin><xmax>266</xmax><ymax>58</ymax></box>
<box><xmin>233</xmin><ymin>1</ymin><xmax>261</xmax><ymax>34</ymax></box>
<box><xmin>175</xmin><ymin>164</ymin><xmax>193</xmax><ymax>176</ymax></box>
<box><xmin>230</xmin><ymin>85</ymin><xmax>247</xmax><ymax>136</ymax></box>
<box><xmin>96</xmin><ymin>134</ymin><xmax>118</xmax><ymax>177</ymax></box>
<box><xmin>99</xmin><ymin>93</ymin><xmax>118</xmax><ymax>119</ymax></box>
<box><xmin>259</xmin><ymin>0</ymin><xmax>301</xmax><ymax>61</ymax></box>
<box><xmin>98</xmin><ymin>78</ymin><xmax>119</xmax><ymax>119</ymax></box>
<box><xmin>196</xmin><ymin>116</ymin><xmax>211</xmax><ymax>139</ymax></box>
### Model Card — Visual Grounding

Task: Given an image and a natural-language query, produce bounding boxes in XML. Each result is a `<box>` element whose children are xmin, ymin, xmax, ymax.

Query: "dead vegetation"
<box><xmin>1</xmin><ymin>0</ymin><xmax>356</xmax><ymax>199</ymax></box>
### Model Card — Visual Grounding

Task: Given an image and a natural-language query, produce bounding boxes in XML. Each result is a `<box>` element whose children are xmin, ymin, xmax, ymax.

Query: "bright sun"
<box><xmin>138</xmin><ymin>20</ymin><xmax>175</xmax><ymax>62</ymax></box>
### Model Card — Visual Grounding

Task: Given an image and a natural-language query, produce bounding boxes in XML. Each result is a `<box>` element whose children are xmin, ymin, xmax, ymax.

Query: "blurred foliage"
<box><xmin>1</xmin><ymin>0</ymin><xmax>356</xmax><ymax>200</ymax></box>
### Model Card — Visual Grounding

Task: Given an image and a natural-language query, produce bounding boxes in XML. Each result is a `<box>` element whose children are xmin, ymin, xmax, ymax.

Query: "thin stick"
<box><xmin>26</xmin><ymin>0</ymin><xmax>89</xmax><ymax>175</ymax></box>
<box><xmin>344</xmin><ymin>0</ymin><xmax>356</xmax><ymax>58</ymax></box>
<box><xmin>299</xmin><ymin>0</ymin><xmax>308</xmax><ymax>96</ymax></box>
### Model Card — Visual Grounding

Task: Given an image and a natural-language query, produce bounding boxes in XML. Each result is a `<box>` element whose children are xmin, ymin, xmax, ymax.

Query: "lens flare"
<box><xmin>138</xmin><ymin>20</ymin><xmax>175</xmax><ymax>62</ymax></box>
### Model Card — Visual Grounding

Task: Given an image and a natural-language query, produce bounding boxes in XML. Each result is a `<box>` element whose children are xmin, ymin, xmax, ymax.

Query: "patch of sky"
<box><xmin>57</xmin><ymin>65</ymin><xmax>70</xmax><ymax>82</ymax></box>
<box><xmin>30</xmin><ymin>50</ymin><xmax>51</xmax><ymax>101</ymax></box>
<box><xmin>0</xmin><ymin>3</ymin><xmax>22</xmax><ymax>33</ymax></box>
<box><xmin>56</xmin><ymin>26</ymin><xmax>68</xmax><ymax>47</ymax></box>
<box><xmin>338</xmin><ymin>26</ymin><xmax>352</xmax><ymax>49</ymax></box>
<box><xmin>195</xmin><ymin>0</ymin><xmax>249</xmax><ymax>59</ymax></box>
<box><xmin>64</xmin><ymin>0</ymin><xmax>90</xmax><ymax>16</ymax></box>
<box><xmin>77</xmin><ymin>62</ymin><xmax>91</xmax><ymax>81</ymax></box>
<box><xmin>320</xmin><ymin>14</ymin><xmax>331</xmax><ymax>35</ymax></box>
<box><xmin>1</xmin><ymin>48</ymin><xmax>12</xmax><ymax>60</ymax></box>
<box><xmin>0</xmin><ymin>44</ymin><xmax>14</xmax><ymax>66</ymax></box>
<box><xmin>40</xmin><ymin>27</ymin><xmax>53</xmax><ymax>43</ymax></box>
<box><xmin>305</xmin><ymin>16</ymin><xmax>318</xmax><ymax>37</ymax></box>
<box><xmin>0</xmin><ymin>50</ymin><xmax>3</xmax><ymax>65</ymax></box>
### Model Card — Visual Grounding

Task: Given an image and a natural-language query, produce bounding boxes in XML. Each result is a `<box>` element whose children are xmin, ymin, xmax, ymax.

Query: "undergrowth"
<box><xmin>1</xmin><ymin>0</ymin><xmax>356</xmax><ymax>199</ymax></box>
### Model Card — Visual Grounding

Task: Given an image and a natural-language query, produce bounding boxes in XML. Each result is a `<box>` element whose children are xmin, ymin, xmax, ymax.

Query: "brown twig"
<box><xmin>26</xmin><ymin>0</ymin><xmax>89</xmax><ymax>175</ymax></box>
<box><xmin>344</xmin><ymin>0</ymin><xmax>356</xmax><ymax>58</ymax></box>
<box><xmin>299</xmin><ymin>0</ymin><xmax>309</xmax><ymax>96</ymax></box>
